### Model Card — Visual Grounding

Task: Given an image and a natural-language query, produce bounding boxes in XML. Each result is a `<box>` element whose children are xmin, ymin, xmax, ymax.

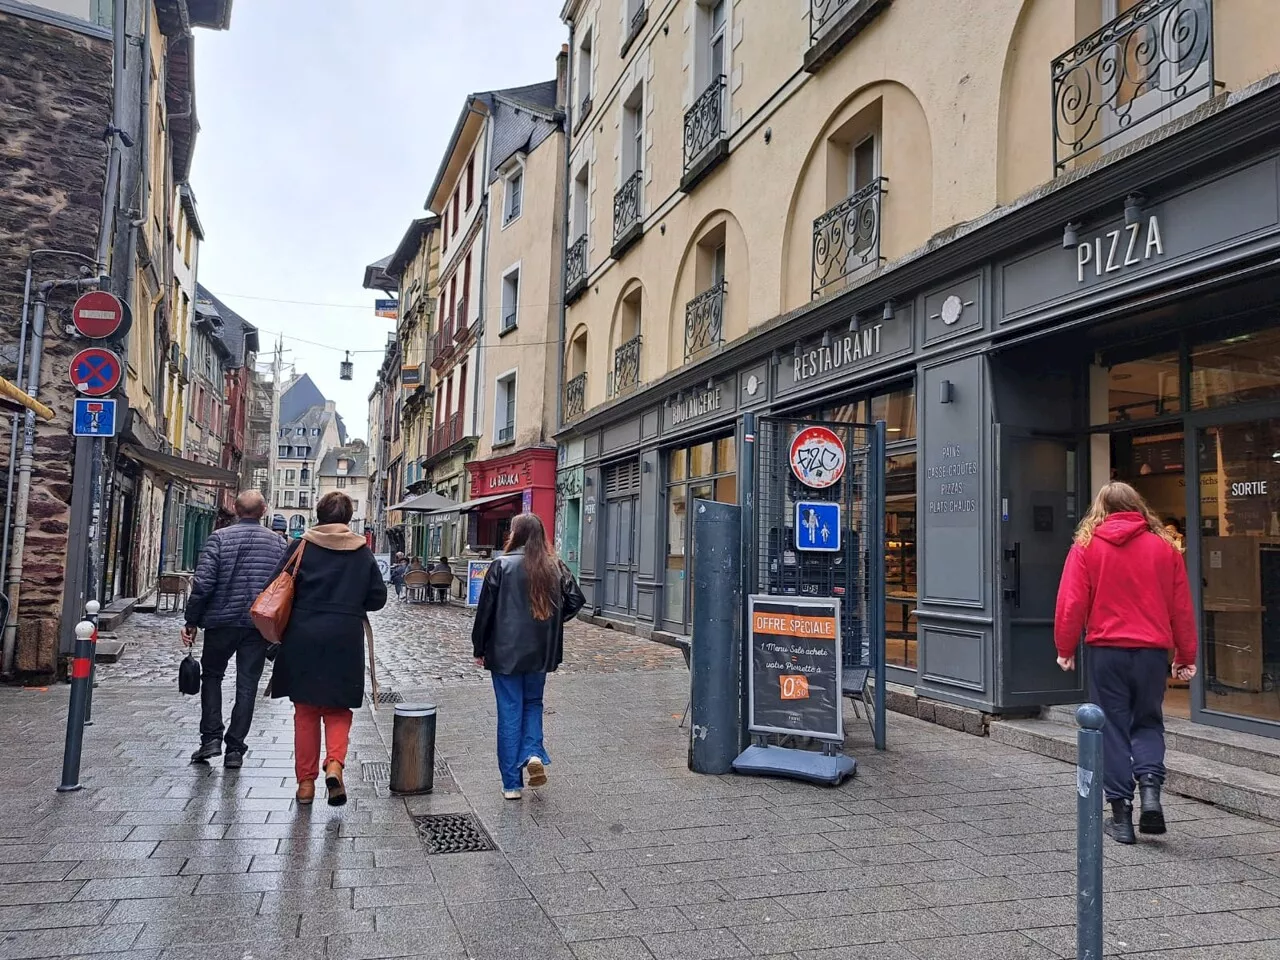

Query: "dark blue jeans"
<box><xmin>200</xmin><ymin>627</ymin><xmax>269</xmax><ymax>753</ymax></box>
<box><xmin>1088</xmin><ymin>646</ymin><xmax>1168</xmax><ymax>802</ymax></box>
<box><xmin>491</xmin><ymin>672</ymin><xmax>548</xmax><ymax>790</ymax></box>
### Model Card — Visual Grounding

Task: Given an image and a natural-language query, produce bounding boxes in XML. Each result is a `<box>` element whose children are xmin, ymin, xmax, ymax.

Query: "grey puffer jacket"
<box><xmin>185</xmin><ymin>519</ymin><xmax>288</xmax><ymax>630</ymax></box>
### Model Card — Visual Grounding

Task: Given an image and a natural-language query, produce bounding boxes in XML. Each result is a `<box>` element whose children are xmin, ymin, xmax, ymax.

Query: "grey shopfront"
<box><xmin>561</xmin><ymin>95</ymin><xmax>1280</xmax><ymax>739</ymax></box>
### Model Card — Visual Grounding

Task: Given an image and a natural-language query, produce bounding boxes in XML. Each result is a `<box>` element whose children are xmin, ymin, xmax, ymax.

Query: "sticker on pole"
<box><xmin>72</xmin><ymin>398</ymin><xmax>117</xmax><ymax>437</ymax></box>
<box><xmin>71</xmin><ymin>291</ymin><xmax>127</xmax><ymax>340</ymax></box>
<box><xmin>69</xmin><ymin>347</ymin><xmax>122</xmax><ymax>397</ymax></box>
<box><xmin>789</xmin><ymin>425</ymin><xmax>846</xmax><ymax>489</ymax></box>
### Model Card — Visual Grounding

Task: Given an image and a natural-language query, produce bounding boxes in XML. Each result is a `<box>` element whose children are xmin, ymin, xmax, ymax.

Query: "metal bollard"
<box><xmin>389</xmin><ymin>703</ymin><xmax>437</xmax><ymax>795</ymax></box>
<box><xmin>1076</xmin><ymin>703</ymin><xmax>1106</xmax><ymax>960</ymax></box>
<box><xmin>57</xmin><ymin>620</ymin><xmax>96</xmax><ymax>792</ymax></box>
<box><xmin>83</xmin><ymin>600</ymin><xmax>100</xmax><ymax>726</ymax></box>
<box><xmin>689</xmin><ymin>499</ymin><xmax>742</xmax><ymax>776</ymax></box>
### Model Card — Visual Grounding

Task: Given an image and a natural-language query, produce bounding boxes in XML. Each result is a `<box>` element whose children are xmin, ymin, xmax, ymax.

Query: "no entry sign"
<box><xmin>71</xmin><ymin>291</ymin><xmax>125</xmax><ymax>340</ymax></box>
<box><xmin>69</xmin><ymin>347</ymin><xmax>122</xmax><ymax>397</ymax></box>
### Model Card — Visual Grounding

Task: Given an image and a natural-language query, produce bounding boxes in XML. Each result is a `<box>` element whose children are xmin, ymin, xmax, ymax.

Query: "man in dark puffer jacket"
<box><xmin>182</xmin><ymin>490</ymin><xmax>286</xmax><ymax>767</ymax></box>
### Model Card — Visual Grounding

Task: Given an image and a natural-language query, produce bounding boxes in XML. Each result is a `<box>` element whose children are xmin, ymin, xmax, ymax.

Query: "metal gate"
<box><xmin>747</xmin><ymin>415</ymin><xmax>886</xmax><ymax>748</ymax></box>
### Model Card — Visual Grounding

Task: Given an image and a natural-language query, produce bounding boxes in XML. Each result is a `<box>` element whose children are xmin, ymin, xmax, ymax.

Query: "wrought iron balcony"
<box><xmin>684</xmin><ymin>280</ymin><xmax>725</xmax><ymax>361</ymax></box>
<box><xmin>576</xmin><ymin>96</ymin><xmax>594</xmax><ymax>133</ymax></box>
<box><xmin>611</xmin><ymin>335</ymin><xmax>642</xmax><ymax>398</ymax></box>
<box><xmin>1052</xmin><ymin>0</ymin><xmax>1213</xmax><ymax>175</ymax></box>
<box><xmin>806</xmin><ymin>0</ymin><xmax>893</xmax><ymax>72</ymax></box>
<box><xmin>564</xmin><ymin>373</ymin><xmax>587</xmax><ymax>422</ymax></box>
<box><xmin>426</xmin><ymin>413</ymin><xmax>462</xmax><ymax>461</ymax></box>
<box><xmin>431</xmin><ymin>314</ymin><xmax>455</xmax><ymax>368</ymax></box>
<box><xmin>566</xmin><ymin>234</ymin><xmax>589</xmax><ymax>303</ymax></box>
<box><xmin>453</xmin><ymin>297</ymin><xmax>469</xmax><ymax>341</ymax></box>
<box><xmin>811</xmin><ymin>176</ymin><xmax>888</xmax><ymax>299</ymax></box>
<box><xmin>681</xmin><ymin>75</ymin><xmax>727</xmax><ymax>192</ymax></box>
<box><xmin>622</xmin><ymin>3</ymin><xmax>648</xmax><ymax>56</ymax></box>
<box><xmin>612</xmin><ymin>171</ymin><xmax>643</xmax><ymax>258</ymax></box>
<box><xmin>496</xmin><ymin>423</ymin><xmax>514</xmax><ymax>445</ymax></box>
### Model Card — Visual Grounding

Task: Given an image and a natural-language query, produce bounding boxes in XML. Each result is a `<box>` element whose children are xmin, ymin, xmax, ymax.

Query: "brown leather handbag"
<box><xmin>251</xmin><ymin>542</ymin><xmax>306</xmax><ymax>644</ymax></box>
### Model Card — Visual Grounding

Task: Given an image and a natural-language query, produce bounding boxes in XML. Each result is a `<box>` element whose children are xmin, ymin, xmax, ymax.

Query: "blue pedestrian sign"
<box><xmin>72</xmin><ymin>398</ymin><xmax>117</xmax><ymax>437</ymax></box>
<box><xmin>795</xmin><ymin>501</ymin><xmax>841</xmax><ymax>552</ymax></box>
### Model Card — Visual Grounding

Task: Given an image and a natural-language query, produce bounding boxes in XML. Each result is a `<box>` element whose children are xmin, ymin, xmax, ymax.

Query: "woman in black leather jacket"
<box><xmin>471</xmin><ymin>513</ymin><xmax>585</xmax><ymax>798</ymax></box>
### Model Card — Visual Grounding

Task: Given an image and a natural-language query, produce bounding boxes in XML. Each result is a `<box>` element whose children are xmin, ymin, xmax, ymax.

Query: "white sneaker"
<box><xmin>503</xmin><ymin>789</ymin><xmax>522</xmax><ymax>800</ymax></box>
<box><xmin>525</xmin><ymin>757</ymin><xmax>548</xmax><ymax>788</ymax></box>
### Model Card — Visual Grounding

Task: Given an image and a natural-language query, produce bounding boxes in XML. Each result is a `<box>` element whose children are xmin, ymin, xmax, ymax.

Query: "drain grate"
<box><xmin>433</xmin><ymin>755</ymin><xmax>450</xmax><ymax>777</ymax></box>
<box><xmin>413</xmin><ymin>814</ymin><xmax>495</xmax><ymax>855</ymax></box>
<box><xmin>361</xmin><ymin>761</ymin><xmax>391</xmax><ymax>782</ymax></box>
<box><xmin>372</xmin><ymin>689</ymin><xmax>404</xmax><ymax>703</ymax></box>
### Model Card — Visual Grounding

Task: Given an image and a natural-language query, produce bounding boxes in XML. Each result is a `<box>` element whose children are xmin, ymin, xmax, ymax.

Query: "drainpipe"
<box><xmin>556</xmin><ymin>22</ymin><xmax>576</xmax><ymax>430</ymax></box>
<box><xmin>474</xmin><ymin>104</ymin><xmax>492</xmax><ymax>449</ymax></box>
<box><xmin>0</xmin><ymin>263</ymin><xmax>35</xmax><ymax>608</ymax></box>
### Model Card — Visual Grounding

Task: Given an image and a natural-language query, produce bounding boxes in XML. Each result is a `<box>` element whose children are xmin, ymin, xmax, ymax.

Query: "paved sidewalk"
<box><xmin>1</xmin><ymin>613</ymin><xmax>1280</xmax><ymax>959</ymax></box>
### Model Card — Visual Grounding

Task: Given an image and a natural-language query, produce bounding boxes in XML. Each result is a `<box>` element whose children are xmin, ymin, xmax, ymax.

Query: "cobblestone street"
<box><xmin>1</xmin><ymin>608</ymin><xmax>1279</xmax><ymax>959</ymax></box>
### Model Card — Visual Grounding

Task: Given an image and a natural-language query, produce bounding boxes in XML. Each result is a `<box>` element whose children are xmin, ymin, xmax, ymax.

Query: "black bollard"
<box><xmin>1076</xmin><ymin>703</ymin><xmax>1106</xmax><ymax>960</ymax></box>
<box><xmin>57</xmin><ymin>620</ymin><xmax>95</xmax><ymax>792</ymax></box>
<box><xmin>390</xmin><ymin>703</ymin><xmax>437</xmax><ymax>795</ymax></box>
<box><xmin>689</xmin><ymin>498</ymin><xmax>741</xmax><ymax>775</ymax></box>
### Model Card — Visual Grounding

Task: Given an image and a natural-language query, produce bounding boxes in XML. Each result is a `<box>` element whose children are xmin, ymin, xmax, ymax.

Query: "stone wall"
<box><xmin>0</xmin><ymin>11</ymin><xmax>112</xmax><ymax>676</ymax></box>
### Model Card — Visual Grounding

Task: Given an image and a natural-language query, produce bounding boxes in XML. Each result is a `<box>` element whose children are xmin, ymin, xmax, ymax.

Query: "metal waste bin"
<box><xmin>390</xmin><ymin>703</ymin><xmax>437</xmax><ymax>795</ymax></box>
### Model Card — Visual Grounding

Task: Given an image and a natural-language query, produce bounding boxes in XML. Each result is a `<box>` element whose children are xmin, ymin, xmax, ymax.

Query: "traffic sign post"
<box><xmin>73</xmin><ymin>399</ymin><xmax>117</xmax><ymax>437</ymax></box>
<box><xmin>70</xmin><ymin>291</ymin><xmax>127</xmax><ymax>340</ymax></box>
<box><xmin>69</xmin><ymin>348</ymin><xmax>122</xmax><ymax>397</ymax></box>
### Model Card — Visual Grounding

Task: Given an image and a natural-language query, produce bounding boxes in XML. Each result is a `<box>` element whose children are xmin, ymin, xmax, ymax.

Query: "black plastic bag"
<box><xmin>178</xmin><ymin>652</ymin><xmax>200</xmax><ymax>696</ymax></box>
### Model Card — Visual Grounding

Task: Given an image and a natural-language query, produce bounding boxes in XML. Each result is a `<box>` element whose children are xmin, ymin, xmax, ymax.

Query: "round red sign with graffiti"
<box><xmin>789</xmin><ymin>426</ymin><xmax>846</xmax><ymax>489</ymax></box>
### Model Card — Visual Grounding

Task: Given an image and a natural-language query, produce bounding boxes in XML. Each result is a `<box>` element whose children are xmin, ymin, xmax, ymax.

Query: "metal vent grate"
<box><xmin>434</xmin><ymin>755</ymin><xmax>450</xmax><ymax>777</ymax></box>
<box><xmin>372</xmin><ymin>689</ymin><xmax>404</xmax><ymax>703</ymax></box>
<box><xmin>361</xmin><ymin>761</ymin><xmax>391</xmax><ymax>782</ymax></box>
<box><xmin>413</xmin><ymin>814</ymin><xmax>495</xmax><ymax>855</ymax></box>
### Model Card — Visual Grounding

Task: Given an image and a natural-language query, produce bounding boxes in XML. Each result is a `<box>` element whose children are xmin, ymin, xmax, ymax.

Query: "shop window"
<box><xmin>1192</xmin><ymin>327</ymin><xmax>1280</xmax><ymax>410</ymax></box>
<box><xmin>664</xmin><ymin>435</ymin><xmax>737</xmax><ymax>630</ymax></box>
<box><xmin>885</xmin><ymin>452</ymin><xmax>918</xmax><ymax>669</ymax></box>
<box><xmin>823</xmin><ymin>383</ymin><xmax>916</xmax><ymax>440</ymax></box>
<box><xmin>1106</xmin><ymin>350</ymin><xmax>1181</xmax><ymax>422</ymax></box>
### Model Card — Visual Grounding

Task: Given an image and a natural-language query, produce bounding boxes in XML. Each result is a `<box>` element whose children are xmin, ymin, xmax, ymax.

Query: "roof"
<box><xmin>165</xmin><ymin>33</ymin><xmax>199</xmax><ymax>182</ymax></box>
<box><xmin>385</xmin><ymin>217</ymin><xmax>438</xmax><ymax>282</ymax></box>
<box><xmin>154</xmin><ymin>0</ymin><xmax>234</xmax><ymax>34</ymax></box>
<box><xmin>362</xmin><ymin>254</ymin><xmax>396</xmax><ymax>293</ymax></box>
<box><xmin>318</xmin><ymin>447</ymin><xmax>369</xmax><ymax>478</ymax></box>
<box><xmin>196</xmin><ymin>284</ymin><xmax>259</xmax><ymax>368</ymax></box>
<box><xmin>280</xmin><ymin>374</ymin><xmax>326</xmax><ymax>423</ymax></box>
<box><xmin>177</xmin><ymin>184</ymin><xmax>204</xmax><ymax>241</ymax></box>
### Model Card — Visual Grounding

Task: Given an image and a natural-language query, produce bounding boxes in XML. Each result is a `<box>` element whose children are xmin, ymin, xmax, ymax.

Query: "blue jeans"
<box><xmin>491</xmin><ymin>672</ymin><xmax>548</xmax><ymax>790</ymax></box>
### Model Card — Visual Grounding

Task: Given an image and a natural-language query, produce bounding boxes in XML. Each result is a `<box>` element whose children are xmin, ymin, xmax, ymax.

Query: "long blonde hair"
<box><xmin>1073</xmin><ymin>481</ymin><xmax>1183</xmax><ymax>552</ymax></box>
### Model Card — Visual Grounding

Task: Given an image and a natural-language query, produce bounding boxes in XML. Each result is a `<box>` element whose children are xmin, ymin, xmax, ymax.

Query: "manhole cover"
<box><xmin>361</xmin><ymin>761</ymin><xmax>391</xmax><ymax>782</ymax></box>
<box><xmin>372</xmin><ymin>689</ymin><xmax>404</xmax><ymax>703</ymax></box>
<box><xmin>413</xmin><ymin>814</ymin><xmax>495</xmax><ymax>854</ymax></box>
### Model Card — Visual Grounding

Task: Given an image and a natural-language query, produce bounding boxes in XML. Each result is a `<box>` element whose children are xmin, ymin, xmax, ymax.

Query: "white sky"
<box><xmin>189</xmin><ymin>1</ymin><xmax>569</xmax><ymax>440</ymax></box>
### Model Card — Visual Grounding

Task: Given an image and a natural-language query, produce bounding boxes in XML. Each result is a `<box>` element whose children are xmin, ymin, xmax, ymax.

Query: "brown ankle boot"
<box><xmin>324</xmin><ymin>761</ymin><xmax>346</xmax><ymax>807</ymax></box>
<box><xmin>296</xmin><ymin>779</ymin><xmax>315</xmax><ymax>805</ymax></box>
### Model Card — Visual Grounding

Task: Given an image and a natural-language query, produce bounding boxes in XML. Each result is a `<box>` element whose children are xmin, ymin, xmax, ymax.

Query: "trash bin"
<box><xmin>390</xmin><ymin>703</ymin><xmax>437</xmax><ymax>795</ymax></box>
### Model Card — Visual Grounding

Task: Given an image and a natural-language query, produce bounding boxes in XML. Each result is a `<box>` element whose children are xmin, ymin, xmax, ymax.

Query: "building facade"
<box><xmin>317</xmin><ymin>445</ymin><xmax>371</xmax><ymax>538</ymax></box>
<box><xmin>556</xmin><ymin>0</ymin><xmax>1280</xmax><ymax>740</ymax></box>
<box><xmin>274</xmin><ymin>376</ymin><xmax>344</xmax><ymax>538</ymax></box>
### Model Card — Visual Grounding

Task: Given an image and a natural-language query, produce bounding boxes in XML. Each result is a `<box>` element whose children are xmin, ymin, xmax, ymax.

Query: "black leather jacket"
<box><xmin>471</xmin><ymin>549</ymin><xmax>586</xmax><ymax>675</ymax></box>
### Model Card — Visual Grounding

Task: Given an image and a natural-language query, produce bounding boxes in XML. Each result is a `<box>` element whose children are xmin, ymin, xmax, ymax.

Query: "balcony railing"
<box><xmin>427</xmin><ymin>413</ymin><xmax>462</xmax><ymax>460</ymax></box>
<box><xmin>497</xmin><ymin>423</ymin><xmax>514</xmax><ymax>445</ymax></box>
<box><xmin>810</xmin><ymin>0</ymin><xmax>857</xmax><ymax>40</ymax></box>
<box><xmin>811</xmin><ymin>176</ymin><xmax>888</xmax><ymax>299</ymax></box>
<box><xmin>612</xmin><ymin>171</ymin><xmax>643</xmax><ymax>255</ymax></box>
<box><xmin>431</xmin><ymin>314</ymin><xmax>455</xmax><ymax>366</ymax></box>
<box><xmin>1052</xmin><ymin>0</ymin><xmax>1213</xmax><ymax>175</ymax></box>
<box><xmin>610</xmin><ymin>335</ymin><xmax>642</xmax><ymax>398</ymax></box>
<box><xmin>684</xmin><ymin>280</ymin><xmax>725</xmax><ymax>361</ymax></box>
<box><xmin>564</xmin><ymin>373</ymin><xmax>587</xmax><ymax>422</ymax></box>
<box><xmin>622</xmin><ymin>2</ymin><xmax>648</xmax><ymax>56</ymax></box>
<box><xmin>566</xmin><ymin>233</ymin><xmax>589</xmax><ymax>302</ymax></box>
<box><xmin>682</xmin><ymin>75</ymin><xmax>727</xmax><ymax>190</ymax></box>
<box><xmin>453</xmin><ymin>297</ymin><xmax>469</xmax><ymax>341</ymax></box>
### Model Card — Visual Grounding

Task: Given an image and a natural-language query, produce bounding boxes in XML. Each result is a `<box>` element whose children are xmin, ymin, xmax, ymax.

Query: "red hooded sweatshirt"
<box><xmin>1053</xmin><ymin>511</ymin><xmax>1197</xmax><ymax>664</ymax></box>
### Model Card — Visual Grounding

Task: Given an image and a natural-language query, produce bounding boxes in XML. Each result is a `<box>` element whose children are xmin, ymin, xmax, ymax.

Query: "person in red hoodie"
<box><xmin>1054</xmin><ymin>481</ymin><xmax>1198</xmax><ymax>844</ymax></box>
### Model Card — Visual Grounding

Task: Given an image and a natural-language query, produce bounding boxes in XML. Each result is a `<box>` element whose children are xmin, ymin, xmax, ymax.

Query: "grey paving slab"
<box><xmin>640</xmin><ymin>928</ymin><xmax>749</xmax><ymax>960</ymax></box>
<box><xmin>902</xmin><ymin>930</ymin><xmax>1059</xmax><ymax>960</ymax></box>
<box><xmin>0</xmin><ymin>923</ymin><xmax>143</xmax><ymax>960</ymax></box>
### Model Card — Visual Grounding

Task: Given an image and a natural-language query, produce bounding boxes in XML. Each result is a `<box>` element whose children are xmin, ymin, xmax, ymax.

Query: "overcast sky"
<box><xmin>189</xmin><ymin>1</ymin><xmax>568</xmax><ymax>441</ymax></box>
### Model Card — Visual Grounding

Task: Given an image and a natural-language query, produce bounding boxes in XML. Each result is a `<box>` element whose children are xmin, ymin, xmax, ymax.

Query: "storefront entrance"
<box><xmin>602</xmin><ymin>459</ymin><xmax>639</xmax><ymax>617</ymax></box>
<box><xmin>663</xmin><ymin>437</ymin><xmax>737</xmax><ymax>634</ymax></box>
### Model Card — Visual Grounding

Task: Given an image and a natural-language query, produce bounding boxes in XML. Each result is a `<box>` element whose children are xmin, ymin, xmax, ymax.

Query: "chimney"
<box><xmin>325</xmin><ymin>400</ymin><xmax>336</xmax><ymax>413</ymax></box>
<box><xmin>556</xmin><ymin>43</ymin><xmax>570</xmax><ymax>113</ymax></box>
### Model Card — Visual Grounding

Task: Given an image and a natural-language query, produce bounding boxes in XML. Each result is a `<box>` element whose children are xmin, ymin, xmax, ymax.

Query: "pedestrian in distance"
<box><xmin>182</xmin><ymin>489</ymin><xmax>287</xmax><ymax>768</ymax></box>
<box><xmin>471</xmin><ymin>513</ymin><xmax>585</xmax><ymax>799</ymax></box>
<box><xmin>268</xmin><ymin>491</ymin><xmax>387</xmax><ymax>806</ymax></box>
<box><xmin>1053</xmin><ymin>481</ymin><xmax>1198</xmax><ymax>844</ymax></box>
<box><xmin>390</xmin><ymin>552</ymin><xmax>408</xmax><ymax>601</ymax></box>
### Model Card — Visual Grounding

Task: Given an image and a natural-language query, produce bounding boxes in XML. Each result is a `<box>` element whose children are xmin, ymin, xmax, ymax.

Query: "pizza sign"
<box><xmin>789</xmin><ymin>426</ymin><xmax>846</xmax><ymax>489</ymax></box>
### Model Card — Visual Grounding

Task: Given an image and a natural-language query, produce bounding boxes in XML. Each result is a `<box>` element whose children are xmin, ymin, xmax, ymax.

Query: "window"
<box><xmin>701</xmin><ymin>0</ymin><xmax>727</xmax><ymax>85</ymax></box>
<box><xmin>623</xmin><ymin>84</ymin><xmax>644</xmax><ymax>177</ymax></box>
<box><xmin>296</xmin><ymin>427</ymin><xmax>305</xmax><ymax>436</ymax></box>
<box><xmin>495</xmin><ymin>373</ymin><xmax>517</xmax><ymax>444</ymax></box>
<box><xmin>501</xmin><ymin>265</ymin><xmax>520</xmax><ymax>334</ymax></box>
<box><xmin>284</xmin><ymin>490</ymin><xmax>295</xmax><ymax>506</ymax></box>
<box><xmin>466</xmin><ymin>155</ymin><xmax>475</xmax><ymax>208</ymax></box>
<box><xmin>351</xmin><ymin>500</ymin><xmax>359</xmax><ymax>513</ymax></box>
<box><xmin>285</xmin><ymin>469</ymin><xmax>296</xmax><ymax>485</ymax></box>
<box><xmin>573</xmin><ymin>164</ymin><xmax>590</xmax><ymax>239</ymax></box>
<box><xmin>712</xmin><ymin>242</ymin><xmax>726</xmax><ymax>286</ymax></box>
<box><xmin>278</xmin><ymin>445</ymin><xmax>290</xmax><ymax>458</ymax></box>
<box><xmin>336</xmin><ymin>476</ymin><xmax>348</xmax><ymax>489</ymax></box>
<box><xmin>312</xmin><ymin>428</ymin><xmax>320</xmax><ymax>437</ymax></box>
<box><xmin>451</xmin><ymin>190</ymin><xmax>460</xmax><ymax>235</ymax></box>
<box><xmin>298</xmin><ymin>493</ymin><xmax>310</xmax><ymax>509</ymax></box>
<box><xmin>504</xmin><ymin>167</ymin><xmax>523</xmax><ymax>224</ymax></box>
<box><xmin>850</xmin><ymin>134</ymin><xmax>877</xmax><ymax>196</ymax></box>
<box><xmin>578</xmin><ymin>29</ymin><xmax>594</xmax><ymax>118</ymax></box>
<box><xmin>300</xmin><ymin>467</ymin><xmax>310</xmax><ymax>483</ymax></box>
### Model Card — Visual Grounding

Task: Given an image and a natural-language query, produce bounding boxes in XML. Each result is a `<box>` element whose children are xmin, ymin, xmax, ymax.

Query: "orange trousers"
<box><xmin>293</xmin><ymin>704</ymin><xmax>352</xmax><ymax>783</ymax></box>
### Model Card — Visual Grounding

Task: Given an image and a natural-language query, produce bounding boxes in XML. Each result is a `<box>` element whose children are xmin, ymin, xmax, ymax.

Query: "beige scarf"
<box><xmin>300</xmin><ymin>524</ymin><xmax>381</xmax><ymax>708</ymax></box>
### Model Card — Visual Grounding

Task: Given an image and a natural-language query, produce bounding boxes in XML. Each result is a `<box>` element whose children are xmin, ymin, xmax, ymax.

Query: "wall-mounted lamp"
<box><xmin>939</xmin><ymin>379</ymin><xmax>954</xmax><ymax>404</ymax></box>
<box><xmin>1063</xmin><ymin>222</ymin><xmax>1080</xmax><ymax>249</ymax></box>
<box><xmin>764</xmin><ymin>127</ymin><xmax>772</xmax><ymax>145</ymax></box>
<box><xmin>848</xmin><ymin>312</ymin><xmax>861</xmax><ymax>332</ymax></box>
<box><xmin>662</xmin><ymin>23</ymin><xmax>669</xmax><ymax>35</ymax></box>
<box><xmin>882</xmin><ymin>300</ymin><xmax>895</xmax><ymax>322</ymax></box>
<box><xmin>770</xmin><ymin>348</ymin><xmax>781</xmax><ymax>366</ymax></box>
<box><xmin>821</xmin><ymin>330</ymin><xmax>832</xmax><ymax>349</ymax></box>
<box><xmin>1124</xmin><ymin>193</ymin><xmax>1145</xmax><ymax>226</ymax></box>
<box><xmin>642</xmin><ymin>461</ymin><xmax>652</xmax><ymax>473</ymax></box>
<box><xmin>660</xmin><ymin>223</ymin><xmax>666</xmax><ymax>235</ymax></box>
<box><xmin>705</xmin><ymin>377</ymin><xmax>714</xmax><ymax>391</ymax></box>
<box><xmin>584</xmin><ymin>475</ymin><xmax>594</xmax><ymax>489</ymax></box>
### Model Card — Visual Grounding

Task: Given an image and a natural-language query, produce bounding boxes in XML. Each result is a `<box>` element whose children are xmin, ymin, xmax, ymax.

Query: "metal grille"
<box><xmin>413</xmin><ymin>814</ymin><xmax>496</xmax><ymax>855</ymax></box>
<box><xmin>361</xmin><ymin>761</ymin><xmax>391</xmax><ymax>782</ymax></box>
<box><xmin>753</xmin><ymin>418</ymin><xmax>880</xmax><ymax>671</ymax></box>
<box><xmin>372</xmin><ymin>689</ymin><xmax>404</xmax><ymax>704</ymax></box>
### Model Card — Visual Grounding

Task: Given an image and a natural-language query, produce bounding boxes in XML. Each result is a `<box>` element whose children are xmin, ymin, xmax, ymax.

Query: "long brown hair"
<box><xmin>505</xmin><ymin>513</ymin><xmax>560</xmax><ymax>620</ymax></box>
<box><xmin>1073</xmin><ymin>481</ymin><xmax>1183</xmax><ymax>552</ymax></box>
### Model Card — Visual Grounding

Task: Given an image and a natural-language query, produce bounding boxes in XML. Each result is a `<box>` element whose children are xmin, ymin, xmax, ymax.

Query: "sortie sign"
<box><xmin>71</xmin><ymin>291</ymin><xmax>126</xmax><ymax>340</ymax></box>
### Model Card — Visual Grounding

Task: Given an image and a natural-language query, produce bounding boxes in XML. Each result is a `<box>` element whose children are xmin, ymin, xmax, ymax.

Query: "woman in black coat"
<box><xmin>471</xmin><ymin>513</ymin><xmax>585</xmax><ymax>799</ymax></box>
<box><xmin>269</xmin><ymin>492</ymin><xmax>387</xmax><ymax>806</ymax></box>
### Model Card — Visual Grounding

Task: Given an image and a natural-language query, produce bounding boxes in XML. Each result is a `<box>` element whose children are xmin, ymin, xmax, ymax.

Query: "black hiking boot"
<box><xmin>1138</xmin><ymin>774</ymin><xmax>1167</xmax><ymax>834</ymax></box>
<box><xmin>1106</xmin><ymin>799</ymin><xmax>1137</xmax><ymax>845</ymax></box>
<box><xmin>190</xmin><ymin>740</ymin><xmax>221</xmax><ymax>763</ymax></box>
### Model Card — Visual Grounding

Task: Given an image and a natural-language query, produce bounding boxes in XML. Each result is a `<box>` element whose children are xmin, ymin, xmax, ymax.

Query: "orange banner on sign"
<box><xmin>752</xmin><ymin>612</ymin><xmax>837</xmax><ymax>639</ymax></box>
<box><xmin>779</xmin><ymin>675</ymin><xmax>810</xmax><ymax>700</ymax></box>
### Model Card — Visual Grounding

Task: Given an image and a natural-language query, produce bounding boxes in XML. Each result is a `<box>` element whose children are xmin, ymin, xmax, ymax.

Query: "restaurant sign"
<box><xmin>776</xmin><ymin>316</ymin><xmax>912</xmax><ymax>396</ymax></box>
